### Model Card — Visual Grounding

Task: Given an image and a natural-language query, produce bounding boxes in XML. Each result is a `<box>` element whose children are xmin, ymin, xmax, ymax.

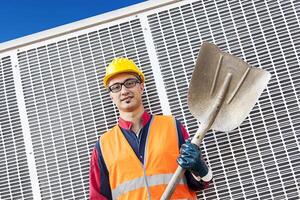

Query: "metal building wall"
<box><xmin>0</xmin><ymin>0</ymin><xmax>299</xmax><ymax>199</ymax></box>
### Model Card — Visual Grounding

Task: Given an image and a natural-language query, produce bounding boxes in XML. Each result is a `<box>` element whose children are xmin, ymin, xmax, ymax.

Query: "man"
<box><xmin>89</xmin><ymin>57</ymin><xmax>212</xmax><ymax>199</ymax></box>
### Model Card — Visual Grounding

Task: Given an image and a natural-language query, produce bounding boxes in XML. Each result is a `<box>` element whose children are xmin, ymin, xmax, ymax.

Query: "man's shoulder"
<box><xmin>152</xmin><ymin>114</ymin><xmax>176</xmax><ymax>122</ymax></box>
<box><xmin>98</xmin><ymin>125</ymin><xmax>119</xmax><ymax>140</ymax></box>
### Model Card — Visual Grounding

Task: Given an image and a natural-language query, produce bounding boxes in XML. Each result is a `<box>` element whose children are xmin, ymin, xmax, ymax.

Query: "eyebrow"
<box><xmin>109</xmin><ymin>78</ymin><xmax>137</xmax><ymax>86</ymax></box>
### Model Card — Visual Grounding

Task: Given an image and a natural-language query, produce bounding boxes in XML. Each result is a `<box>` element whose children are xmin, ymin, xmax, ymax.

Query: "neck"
<box><xmin>120</xmin><ymin>106</ymin><xmax>145</xmax><ymax>134</ymax></box>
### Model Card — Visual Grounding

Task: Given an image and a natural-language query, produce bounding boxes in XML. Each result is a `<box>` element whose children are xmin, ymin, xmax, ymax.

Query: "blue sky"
<box><xmin>0</xmin><ymin>0</ymin><xmax>146</xmax><ymax>44</ymax></box>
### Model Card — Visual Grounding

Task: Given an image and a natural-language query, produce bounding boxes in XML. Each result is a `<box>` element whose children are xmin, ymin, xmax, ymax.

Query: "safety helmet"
<box><xmin>103</xmin><ymin>57</ymin><xmax>145</xmax><ymax>88</ymax></box>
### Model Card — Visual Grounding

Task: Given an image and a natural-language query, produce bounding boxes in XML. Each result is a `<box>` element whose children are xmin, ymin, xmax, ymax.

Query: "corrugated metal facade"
<box><xmin>0</xmin><ymin>0</ymin><xmax>299</xmax><ymax>199</ymax></box>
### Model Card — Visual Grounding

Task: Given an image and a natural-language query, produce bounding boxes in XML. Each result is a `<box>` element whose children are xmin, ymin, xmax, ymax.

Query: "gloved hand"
<box><xmin>177</xmin><ymin>139</ymin><xmax>208</xmax><ymax>177</ymax></box>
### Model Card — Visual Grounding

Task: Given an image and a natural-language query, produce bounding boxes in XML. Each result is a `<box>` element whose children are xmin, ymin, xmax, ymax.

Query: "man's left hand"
<box><xmin>177</xmin><ymin>140</ymin><xmax>209</xmax><ymax>177</ymax></box>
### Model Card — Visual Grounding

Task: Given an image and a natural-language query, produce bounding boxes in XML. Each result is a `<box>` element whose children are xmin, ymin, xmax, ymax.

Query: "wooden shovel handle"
<box><xmin>160</xmin><ymin>73</ymin><xmax>232</xmax><ymax>200</ymax></box>
<box><xmin>159</xmin><ymin>125</ymin><xmax>209</xmax><ymax>200</ymax></box>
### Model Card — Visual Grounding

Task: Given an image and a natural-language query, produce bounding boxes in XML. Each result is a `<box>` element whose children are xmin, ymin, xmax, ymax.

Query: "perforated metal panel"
<box><xmin>148</xmin><ymin>1</ymin><xmax>300</xmax><ymax>199</ymax></box>
<box><xmin>0</xmin><ymin>57</ymin><xmax>33</xmax><ymax>199</ymax></box>
<box><xmin>16</xmin><ymin>19</ymin><xmax>162</xmax><ymax>199</ymax></box>
<box><xmin>0</xmin><ymin>0</ymin><xmax>299</xmax><ymax>199</ymax></box>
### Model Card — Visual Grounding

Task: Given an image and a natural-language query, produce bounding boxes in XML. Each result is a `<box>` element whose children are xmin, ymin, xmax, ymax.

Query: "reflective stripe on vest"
<box><xmin>112</xmin><ymin>173</ymin><xmax>186</xmax><ymax>199</ymax></box>
<box><xmin>100</xmin><ymin>115</ymin><xmax>196</xmax><ymax>200</ymax></box>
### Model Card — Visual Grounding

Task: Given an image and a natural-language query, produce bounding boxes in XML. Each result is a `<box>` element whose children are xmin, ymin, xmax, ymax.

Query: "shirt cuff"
<box><xmin>192</xmin><ymin>167</ymin><xmax>213</xmax><ymax>182</ymax></box>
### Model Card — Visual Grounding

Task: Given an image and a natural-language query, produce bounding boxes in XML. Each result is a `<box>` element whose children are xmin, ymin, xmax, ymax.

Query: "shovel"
<box><xmin>160</xmin><ymin>42</ymin><xmax>271</xmax><ymax>199</ymax></box>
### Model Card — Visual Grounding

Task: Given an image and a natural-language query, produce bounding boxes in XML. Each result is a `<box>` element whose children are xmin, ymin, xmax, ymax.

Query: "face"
<box><xmin>108</xmin><ymin>73</ymin><xmax>144</xmax><ymax>113</ymax></box>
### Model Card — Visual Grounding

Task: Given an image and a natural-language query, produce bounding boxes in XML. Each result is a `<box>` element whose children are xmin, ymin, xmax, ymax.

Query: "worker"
<box><xmin>89</xmin><ymin>57</ymin><xmax>212</xmax><ymax>199</ymax></box>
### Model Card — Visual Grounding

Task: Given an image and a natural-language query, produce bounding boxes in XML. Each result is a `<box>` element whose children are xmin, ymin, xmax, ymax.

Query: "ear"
<box><xmin>140</xmin><ymin>82</ymin><xmax>145</xmax><ymax>93</ymax></box>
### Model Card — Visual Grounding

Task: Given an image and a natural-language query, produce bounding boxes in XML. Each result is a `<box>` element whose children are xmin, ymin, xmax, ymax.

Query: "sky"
<box><xmin>0</xmin><ymin>0</ymin><xmax>147</xmax><ymax>44</ymax></box>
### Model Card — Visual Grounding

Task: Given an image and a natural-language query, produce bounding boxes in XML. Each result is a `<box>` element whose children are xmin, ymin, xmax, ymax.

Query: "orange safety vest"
<box><xmin>100</xmin><ymin>115</ymin><xmax>196</xmax><ymax>200</ymax></box>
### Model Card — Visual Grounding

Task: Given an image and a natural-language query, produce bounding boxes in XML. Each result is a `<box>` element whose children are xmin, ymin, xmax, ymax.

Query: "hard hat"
<box><xmin>103</xmin><ymin>57</ymin><xmax>145</xmax><ymax>88</ymax></box>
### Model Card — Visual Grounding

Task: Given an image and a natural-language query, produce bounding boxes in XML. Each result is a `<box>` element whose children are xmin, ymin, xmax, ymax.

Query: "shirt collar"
<box><xmin>118</xmin><ymin>111</ymin><xmax>151</xmax><ymax>130</ymax></box>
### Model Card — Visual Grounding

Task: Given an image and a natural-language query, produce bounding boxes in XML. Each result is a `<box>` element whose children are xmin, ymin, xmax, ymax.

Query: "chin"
<box><xmin>120</xmin><ymin>106</ymin><xmax>136</xmax><ymax>112</ymax></box>
<box><xmin>119</xmin><ymin>103</ymin><xmax>139</xmax><ymax>112</ymax></box>
<box><xmin>116</xmin><ymin>99</ymin><xmax>142</xmax><ymax>112</ymax></box>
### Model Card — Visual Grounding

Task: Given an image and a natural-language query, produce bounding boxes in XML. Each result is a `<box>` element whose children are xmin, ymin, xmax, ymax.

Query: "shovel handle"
<box><xmin>160</xmin><ymin>165</ymin><xmax>186</xmax><ymax>199</ymax></box>
<box><xmin>160</xmin><ymin>73</ymin><xmax>232</xmax><ymax>200</ymax></box>
<box><xmin>159</xmin><ymin>125</ymin><xmax>209</xmax><ymax>200</ymax></box>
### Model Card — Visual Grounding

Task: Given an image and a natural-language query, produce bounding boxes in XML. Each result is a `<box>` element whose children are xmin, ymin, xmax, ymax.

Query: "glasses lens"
<box><xmin>124</xmin><ymin>79</ymin><xmax>138</xmax><ymax>88</ymax></box>
<box><xmin>109</xmin><ymin>84</ymin><xmax>122</xmax><ymax>93</ymax></box>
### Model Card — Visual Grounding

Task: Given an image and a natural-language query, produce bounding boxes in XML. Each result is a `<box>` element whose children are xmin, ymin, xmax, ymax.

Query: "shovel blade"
<box><xmin>188</xmin><ymin>42</ymin><xmax>271</xmax><ymax>132</ymax></box>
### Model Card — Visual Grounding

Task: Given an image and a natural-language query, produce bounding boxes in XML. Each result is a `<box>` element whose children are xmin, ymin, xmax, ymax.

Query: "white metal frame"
<box><xmin>11</xmin><ymin>52</ymin><xmax>42</xmax><ymax>200</ymax></box>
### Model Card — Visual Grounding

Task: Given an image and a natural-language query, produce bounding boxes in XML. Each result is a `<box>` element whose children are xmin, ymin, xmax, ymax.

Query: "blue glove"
<box><xmin>177</xmin><ymin>139</ymin><xmax>208</xmax><ymax>177</ymax></box>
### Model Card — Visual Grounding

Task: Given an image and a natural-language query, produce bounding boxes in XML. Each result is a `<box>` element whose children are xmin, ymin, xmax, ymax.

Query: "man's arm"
<box><xmin>89</xmin><ymin>141</ymin><xmax>112</xmax><ymax>200</ymax></box>
<box><xmin>176</xmin><ymin>119</ymin><xmax>213</xmax><ymax>190</ymax></box>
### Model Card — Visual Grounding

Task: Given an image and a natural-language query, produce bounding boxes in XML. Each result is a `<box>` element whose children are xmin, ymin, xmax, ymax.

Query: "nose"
<box><xmin>120</xmin><ymin>84</ymin><xmax>130</xmax><ymax>95</ymax></box>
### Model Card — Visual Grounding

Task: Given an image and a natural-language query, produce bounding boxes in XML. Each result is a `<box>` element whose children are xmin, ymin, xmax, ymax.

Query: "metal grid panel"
<box><xmin>1</xmin><ymin>0</ymin><xmax>300</xmax><ymax>199</ymax></box>
<box><xmin>17</xmin><ymin>19</ymin><xmax>162</xmax><ymax>199</ymax></box>
<box><xmin>0</xmin><ymin>56</ymin><xmax>33</xmax><ymax>200</ymax></box>
<box><xmin>148</xmin><ymin>1</ymin><xmax>300</xmax><ymax>199</ymax></box>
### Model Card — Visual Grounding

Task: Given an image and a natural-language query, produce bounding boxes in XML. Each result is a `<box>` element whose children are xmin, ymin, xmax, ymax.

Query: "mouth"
<box><xmin>121</xmin><ymin>96</ymin><xmax>133</xmax><ymax>102</ymax></box>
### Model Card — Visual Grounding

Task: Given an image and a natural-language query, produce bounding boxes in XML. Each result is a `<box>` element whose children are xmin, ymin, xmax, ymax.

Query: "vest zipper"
<box><xmin>134</xmin><ymin>129</ymin><xmax>151</xmax><ymax>199</ymax></box>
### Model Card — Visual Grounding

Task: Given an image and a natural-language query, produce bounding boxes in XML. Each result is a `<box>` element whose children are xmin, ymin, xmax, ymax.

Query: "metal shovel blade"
<box><xmin>160</xmin><ymin>42</ymin><xmax>271</xmax><ymax>199</ymax></box>
<box><xmin>188</xmin><ymin>42</ymin><xmax>271</xmax><ymax>132</ymax></box>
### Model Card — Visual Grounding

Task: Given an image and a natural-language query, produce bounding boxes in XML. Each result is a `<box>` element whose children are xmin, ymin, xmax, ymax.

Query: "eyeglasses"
<box><xmin>108</xmin><ymin>78</ymin><xmax>141</xmax><ymax>93</ymax></box>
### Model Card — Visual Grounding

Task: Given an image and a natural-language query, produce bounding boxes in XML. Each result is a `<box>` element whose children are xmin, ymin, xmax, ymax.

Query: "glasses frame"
<box><xmin>108</xmin><ymin>78</ymin><xmax>141</xmax><ymax>93</ymax></box>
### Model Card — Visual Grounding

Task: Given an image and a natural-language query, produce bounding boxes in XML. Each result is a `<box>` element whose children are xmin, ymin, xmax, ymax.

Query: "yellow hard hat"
<box><xmin>103</xmin><ymin>57</ymin><xmax>145</xmax><ymax>88</ymax></box>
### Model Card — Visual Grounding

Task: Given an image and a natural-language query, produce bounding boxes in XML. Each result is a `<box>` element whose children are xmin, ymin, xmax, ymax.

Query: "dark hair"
<box><xmin>128</xmin><ymin>72</ymin><xmax>142</xmax><ymax>83</ymax></box>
